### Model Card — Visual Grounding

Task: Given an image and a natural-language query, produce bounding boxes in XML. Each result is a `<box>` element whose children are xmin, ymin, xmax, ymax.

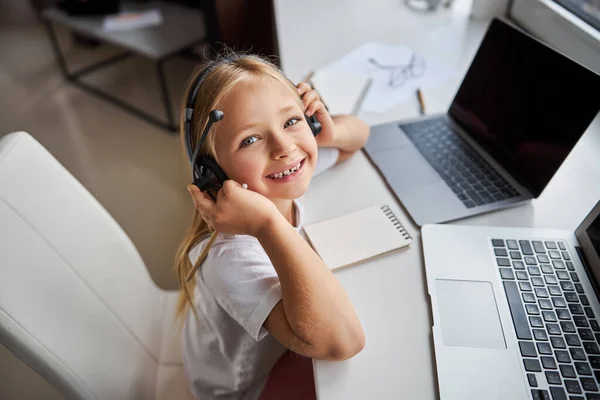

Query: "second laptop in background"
<box><xmin>364</xmin><ymin>17</ymin><xmax>600</xmax><ymax>226</ymax></box>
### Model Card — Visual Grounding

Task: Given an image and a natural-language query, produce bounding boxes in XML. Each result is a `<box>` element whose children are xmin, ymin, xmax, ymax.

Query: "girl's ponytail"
<box><xmin>174</xmin><ymin>208</ymin><xmax>211</xmax><ymax>321</ymax></box>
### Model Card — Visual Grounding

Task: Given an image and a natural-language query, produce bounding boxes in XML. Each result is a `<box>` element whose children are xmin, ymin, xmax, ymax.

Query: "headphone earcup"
<box><xmin>194</xmin><ymin>155</ymin><xmax>229</xmax><ymax>200</ymax></box>
<box><xmin>305</xmin><ymin>114</ymin><xmax>321</xmax><ymax>136</ymax></box>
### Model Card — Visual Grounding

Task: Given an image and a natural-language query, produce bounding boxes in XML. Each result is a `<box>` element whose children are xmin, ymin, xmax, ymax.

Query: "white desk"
<box><xmin>273</xmin><ymin>1</ymin><xmax>600</xmax><ymax>399</ymax></box>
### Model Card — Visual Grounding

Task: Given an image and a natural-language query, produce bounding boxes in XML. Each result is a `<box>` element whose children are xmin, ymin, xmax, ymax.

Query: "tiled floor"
<box><xmin>0</xmin><ymin>2</ymin><xmax>202</xmax><ymax>398</ymax></box>
<box><xmin>1</xmin><ymin>1</ymin><xmax>199</xmax><ymax>291</ymax></box>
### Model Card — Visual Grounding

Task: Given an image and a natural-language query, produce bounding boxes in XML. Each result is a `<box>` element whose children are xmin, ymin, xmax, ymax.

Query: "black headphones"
<box><xmin>183</xmin><ymin>55</ymin><xmax>322</xmax><ymax>201</ymax></box>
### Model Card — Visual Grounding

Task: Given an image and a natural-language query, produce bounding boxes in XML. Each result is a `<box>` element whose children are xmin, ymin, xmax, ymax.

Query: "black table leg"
<box><xmin>42</xmin><ymin>20</ymin><xmax>182</xmax><ymax>133</ymax></box>
<box><xmin>43</xmin><ymin>21</ymin><xmax>70</xmax><ymax>79</ymax></box>
<box><xmin>157</xmin><ymin>59</ymin><xmax>176</xmax><ymax>132</ymax></box>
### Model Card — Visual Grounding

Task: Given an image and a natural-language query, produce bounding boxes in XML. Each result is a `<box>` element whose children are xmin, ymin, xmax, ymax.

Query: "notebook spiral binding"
<box><xmin>381</xmin><ymin>205</ymin><xmax>412</xmax><ymax>241</ymax></box>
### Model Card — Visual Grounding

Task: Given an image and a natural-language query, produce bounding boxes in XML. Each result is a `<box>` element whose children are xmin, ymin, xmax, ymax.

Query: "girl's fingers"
<box><xmin>221</xmin><ymin>179</ymin><xmax>242</xmax><ymax>196</ymax></box>
<box><xmin>188</xmin><ymin>185</ymin><xmax>213</xmax><ymax>214</ymax></box>
<box><xmin>301</xmin><ymin>90</ymin><xmax>320</xmax><ymax>112</ymax></box>
<box><xmin>306</xmin><ymin>99</ymin><xmax>325</xmax><ymax>117</ymax></box>
<box><xmin>218</xmin><ymin>181</ymin><xmax>235</xmax><ymax>202</ymax></box>
<box><xmin>216</xmin><ymin>187</ymin><xmax>227</xmax><ymax>206</ymax></box>
<box><xmin>296</xmin><ymin>81</ymin><xmax>312</xmax><ymax>96</ymax></box>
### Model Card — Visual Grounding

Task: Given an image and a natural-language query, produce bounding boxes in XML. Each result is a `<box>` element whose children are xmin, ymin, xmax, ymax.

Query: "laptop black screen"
<box><xmin>449</xmin><ymin>19</ymin><xmax>600</xmax><ymax>197</ymax></box>
<box><xmin>589</xmin><ymin>212</ymin><xmax>600</xmax><ymax>261</ymax></box>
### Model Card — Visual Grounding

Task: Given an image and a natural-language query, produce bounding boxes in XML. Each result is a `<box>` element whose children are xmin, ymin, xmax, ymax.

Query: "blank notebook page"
<box><xmin>303</xmin><ymin>205</ymin><xmax>412</xmax><ymax>270</ymax></box>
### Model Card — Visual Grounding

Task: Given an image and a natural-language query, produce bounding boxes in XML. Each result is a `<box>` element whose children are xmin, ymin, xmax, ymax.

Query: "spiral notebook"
<box><xmin>303</xmin><ymin>205</ymin><xmax>413</xmax><ymax>270</ymax></box>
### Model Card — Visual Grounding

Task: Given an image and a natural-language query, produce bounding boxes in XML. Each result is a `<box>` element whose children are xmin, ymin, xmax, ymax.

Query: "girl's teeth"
<box><xmin>270</xmin><ymin>162</ymin><xmax>301</xmax><ymax>179</ymax></box>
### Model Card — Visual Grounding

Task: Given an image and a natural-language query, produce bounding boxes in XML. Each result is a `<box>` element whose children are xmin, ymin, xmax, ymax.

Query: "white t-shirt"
<box><xmin>182</xmin><ymin>147</ymin><xmax>340</xmax><ymax>400</ymax></box>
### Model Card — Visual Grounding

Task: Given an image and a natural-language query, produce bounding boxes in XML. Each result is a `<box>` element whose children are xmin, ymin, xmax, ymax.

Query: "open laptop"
<box><xmin>422</xmin><ymin>200</ymin><xmax>600</xmax><ymax>400</ymax></box>
<box><xmin>363</xmin><ymin>18</ymin><xmax>600</xmax><ymax>226</ymax></box>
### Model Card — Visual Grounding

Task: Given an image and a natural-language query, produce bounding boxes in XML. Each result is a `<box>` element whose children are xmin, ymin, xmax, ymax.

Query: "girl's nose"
<box><xmin>270</xmin><ymin>131</ymin><xmax>297</xmax><ymax>159</ymax></box>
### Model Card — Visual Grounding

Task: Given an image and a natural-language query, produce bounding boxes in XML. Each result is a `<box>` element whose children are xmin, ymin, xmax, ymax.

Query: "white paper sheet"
<box><xmin>324</xmin><ymin>42</ymin><xmax>455</xmax><ymax>113</ymax></box>
<box><xmin>103</xmin><ymin>9</ymin><xmax>163</xmax><ymax>32</ymax></box>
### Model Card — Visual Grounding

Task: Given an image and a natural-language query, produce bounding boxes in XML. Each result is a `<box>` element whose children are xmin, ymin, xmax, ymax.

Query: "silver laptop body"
<box><xmin>422</xmin><ymin>200</ymin><xmax>600</xmax><ymax>399</ymax></box>
<box><xmin>365</xmin><ymin>113</ymin><xmax>532</xmax><ymax>226</ymax></box>
<box><xmin>364</xmin><ymin>18</ymin><xmax>600</xmax><ymax>226</ymax></box>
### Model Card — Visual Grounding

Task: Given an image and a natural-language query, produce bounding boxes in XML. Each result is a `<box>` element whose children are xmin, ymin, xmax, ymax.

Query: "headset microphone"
<box><xmin>189</xmin><ymin>110</ymin><xmax>224</xmax><ymax>171</ymax></box>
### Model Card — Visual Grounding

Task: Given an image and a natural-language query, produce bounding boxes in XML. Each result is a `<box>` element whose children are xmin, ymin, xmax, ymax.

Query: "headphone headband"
<box><xmin>184</xmin><ymin>61</ymin><xmax>224</xmax><ymax>162</ymax></box>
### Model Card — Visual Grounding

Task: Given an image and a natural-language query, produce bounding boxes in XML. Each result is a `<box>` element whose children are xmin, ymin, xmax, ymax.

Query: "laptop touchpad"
<box><xmin>371</xmin><ymin>147</ymin><xmax>441</xmax><ymax>187</ymax></box>
<box><xmin>435</xmin><ymin>279</ymin><xmax>506</xmax><ymax>349</ymax></box>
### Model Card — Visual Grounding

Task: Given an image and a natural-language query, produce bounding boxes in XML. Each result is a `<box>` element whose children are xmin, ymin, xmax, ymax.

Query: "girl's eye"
<box><xmin>239</xmin><ymin>116</ymin><xmax>301</xmax><ymax>148</ymax></box>
<box><xmin>240</xmin><ymin>135</ymin><xmax>258</xmax><ymax>148</ymax></box>
<box><xmin>284</xmin><ymin>117</ymin><xmax>301</xmax><ymax>128</ymax></box>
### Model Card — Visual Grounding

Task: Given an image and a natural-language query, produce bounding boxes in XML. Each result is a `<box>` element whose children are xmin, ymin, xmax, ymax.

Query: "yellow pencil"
<box><xmin>416</xmin><ymin>88</ymin><xmax>426</xmax><ymax>115</ymax></box>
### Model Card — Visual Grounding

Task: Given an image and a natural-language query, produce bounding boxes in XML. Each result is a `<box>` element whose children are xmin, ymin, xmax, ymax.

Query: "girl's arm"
<box><xmin>329</xmin><ymin>115</ymin><xmax>370</xmax><ymax>164</ymax></box>
<box><xmin>189</xmin><ymin>181</ymin><xmax>365</xmax><ymax>360</ymax></box>
<box><xmin>260</xmin><ymin>211</ymin><xmax>365</xmax><ymax>360</ymax></box>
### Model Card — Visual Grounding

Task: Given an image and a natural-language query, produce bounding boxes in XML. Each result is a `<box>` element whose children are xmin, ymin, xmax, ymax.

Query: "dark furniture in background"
<box><xmin>184</xmin><ymin>0</ymin><xmax>279</xmax><ymax>59</ymax></box>
<box><xmin>42</xmin><ymin>1</ymin><xmax>208</xmax><ymax>132</ymax></box>
<box><xmin>30</xmin><ymin>0</ymin><xmax>279</xmax><ymax>131</ymax></box>
<box><xmin>30</xmin><ymin>0</ymin><xmax>279</xmax><ymax>60</ymax></box>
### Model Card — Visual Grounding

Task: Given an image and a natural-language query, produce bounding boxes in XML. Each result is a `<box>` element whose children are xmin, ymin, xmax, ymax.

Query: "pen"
<box><xmin>416</xmin><ymin>88</ymin><xmax>426</xmax><ymax>115</ymax></box>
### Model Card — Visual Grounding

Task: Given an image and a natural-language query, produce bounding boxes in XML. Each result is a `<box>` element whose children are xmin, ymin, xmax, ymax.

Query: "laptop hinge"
<box><xmin>447</xmin><ymin>114</ymin><xmax>536</xmax><ymax>197</ymax></box>
<box><xmin>576</xmin><ymin>246</ymin><xmax>600</xmax><ymax>302</ymax></box>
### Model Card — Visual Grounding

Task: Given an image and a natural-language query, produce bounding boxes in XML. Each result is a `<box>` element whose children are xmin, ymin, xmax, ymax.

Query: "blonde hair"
<box><xmin>174</xmin><ymin>51</ymin><xmax>301</xmax><ymax>321</ymax></box>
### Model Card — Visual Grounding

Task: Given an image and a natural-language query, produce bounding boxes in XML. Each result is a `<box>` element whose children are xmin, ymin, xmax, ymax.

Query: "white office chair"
<box><xmin>0</xmin><ymin>132</ymin><xmax>194</xmax><ymax>400</ymax></box>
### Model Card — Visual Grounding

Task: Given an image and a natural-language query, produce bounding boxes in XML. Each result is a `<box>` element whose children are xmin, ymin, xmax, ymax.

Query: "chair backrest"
<box><xmin>0</xmin><ymin>132</ymin><xmax>171</xmax><ymax>399</ymax></box>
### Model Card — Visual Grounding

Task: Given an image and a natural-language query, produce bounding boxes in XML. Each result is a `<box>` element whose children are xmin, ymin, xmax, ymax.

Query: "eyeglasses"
<box><xmin>368</xmin><ymin>53</ymin><xmax>426</xmax><ymax>88</ymax></box>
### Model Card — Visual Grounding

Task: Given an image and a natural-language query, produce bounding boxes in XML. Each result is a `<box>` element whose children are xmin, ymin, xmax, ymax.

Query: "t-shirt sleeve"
<box><xmin>313</xmin><ymin>147</ymin><xmax>340</xmax><ymax>177</ymax></box>
<box><xmin>200</xmin><ymin>238</ymin><xmax>282</xmax><ymax>341</ymax></box>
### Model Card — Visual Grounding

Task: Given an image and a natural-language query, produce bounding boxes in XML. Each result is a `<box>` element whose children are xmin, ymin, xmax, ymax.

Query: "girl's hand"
<box><xmin>296</xmin><ymin>82</ymin><xmax>336</xmax><ymax>147</ymax></box>
<box><xmin>188</xmin><ymin>181</ymin><xmax>278</xmax><ymax>238</ymax></box>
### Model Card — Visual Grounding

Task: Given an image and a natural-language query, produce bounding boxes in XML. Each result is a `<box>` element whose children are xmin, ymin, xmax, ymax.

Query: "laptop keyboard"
<box><xmin>401</xmin><ymin>118</ymin><xmax>520</xmax><ymax>208</ymax></box>
<box><xmin>491</xmin><ymin>238</ymin><xmax>600</xmax><ymax>400</ymax></box>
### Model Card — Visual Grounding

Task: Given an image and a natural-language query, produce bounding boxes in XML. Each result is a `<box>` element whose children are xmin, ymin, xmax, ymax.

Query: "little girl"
<box><xmin>175</xmin><ymin>51</ymin><xmax>370</xmax><ymax>400</ymax></box>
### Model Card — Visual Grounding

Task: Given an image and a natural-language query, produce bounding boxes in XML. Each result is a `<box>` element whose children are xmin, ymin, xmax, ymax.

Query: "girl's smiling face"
<box><xmin>213</xmin><ymin>76</ymin><xmax>318</xmax><ymax>201</ymax></box>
